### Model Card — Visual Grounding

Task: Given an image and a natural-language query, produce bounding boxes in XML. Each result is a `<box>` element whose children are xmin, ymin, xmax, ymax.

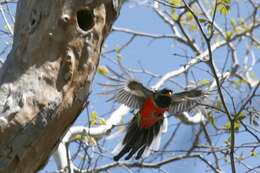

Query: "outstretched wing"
<box><xmin>168</xmin><ymin>89</ymin><xmax>204</xmax><ymax>114</ymax></box>
<box><xmin>99</xmin><ymin>67</ymin><xmax>153</xmax><ymax>109</ymax></box>
<box><xmin>109</xmin><ymin>80</ymin><xmax>153</xmax><ymax>109</ymax></box>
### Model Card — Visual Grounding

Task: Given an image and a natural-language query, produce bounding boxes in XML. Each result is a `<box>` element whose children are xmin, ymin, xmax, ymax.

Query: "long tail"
<box><xmin>113</xmin><ymin>116</ymin><xmax>163</xmax><ymax>161</ymax></box>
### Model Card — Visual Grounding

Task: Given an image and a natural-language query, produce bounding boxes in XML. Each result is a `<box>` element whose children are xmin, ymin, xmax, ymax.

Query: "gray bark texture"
<box><xmin>0</xmin><ymin>0</ymin><xmax>119</xmax><ymax>172</ymax></box>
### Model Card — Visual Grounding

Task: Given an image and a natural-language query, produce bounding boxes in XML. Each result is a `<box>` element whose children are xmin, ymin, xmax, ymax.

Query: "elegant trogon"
<box><xmin>101</xmin><ymin>72</ymin><xmax>204</xmax><ymax>161</ymax></box>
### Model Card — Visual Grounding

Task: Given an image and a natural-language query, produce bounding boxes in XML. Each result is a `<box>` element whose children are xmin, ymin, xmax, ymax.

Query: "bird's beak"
<box><xmin>165</xmin><ymin>92</ymin><xmax>172</xmax><ymax>97</ymax></box>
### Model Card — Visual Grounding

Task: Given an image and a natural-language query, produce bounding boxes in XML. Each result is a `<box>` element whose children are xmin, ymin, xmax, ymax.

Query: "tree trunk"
<box><xmin>0</xmin><ymin>0</ymin><xmax>120</xmax><ymax>172</ymax></box>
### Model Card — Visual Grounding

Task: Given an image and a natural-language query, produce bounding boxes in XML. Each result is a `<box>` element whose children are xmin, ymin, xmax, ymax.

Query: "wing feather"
<box><xmin>99</xmin><ymin>68</ymin><xmax>153</xmax><ymax>109</ymax></box>
<box><xmin>110</xmin><ymin>81</ymin><xmax>153</xmax><ymax>109</ymax></box>
<box><xmin>169</xmin><ymin>89</ymin><xmax>204</xmax><ymax>114</ymax></box>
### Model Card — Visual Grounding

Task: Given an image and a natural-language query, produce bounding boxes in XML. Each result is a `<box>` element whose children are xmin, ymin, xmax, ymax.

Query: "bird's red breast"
<box><xmin>139</xmin><ymin>97</ymin><xmax>168</xmax><ymax>128</ymax></box>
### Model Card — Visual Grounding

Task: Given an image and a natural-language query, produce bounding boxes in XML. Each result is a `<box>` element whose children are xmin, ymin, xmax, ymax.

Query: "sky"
<box><xmin>42</xmin><ymin>1</ymin><xmax>260</xmax><ymax>172</ymax></box>
<box><xmin>0</xmin><ymin>0</ymin><xmax>259</xmax><ymax>173</ymax></box>
<box><xmin>41</xmin><ymin>2</ymin><xmax>212</xmax><ymax>172</ymax></box>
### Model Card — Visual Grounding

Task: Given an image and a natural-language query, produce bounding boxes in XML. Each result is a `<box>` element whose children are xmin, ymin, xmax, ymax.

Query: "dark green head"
<box><xmin>154</xmin><ymin>88</ymin><xmax>173</xmax><ymax>108</ymax></box>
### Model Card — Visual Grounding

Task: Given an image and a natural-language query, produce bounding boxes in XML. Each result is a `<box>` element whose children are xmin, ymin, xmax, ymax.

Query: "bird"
<box><xmin>99</xmin><ymin>68</ymin><xmax>205</xmax><ymax>161</ymax></box>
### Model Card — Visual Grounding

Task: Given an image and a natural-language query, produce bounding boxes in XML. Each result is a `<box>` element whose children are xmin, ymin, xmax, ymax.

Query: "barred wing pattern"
<box><xmin>99</xmin><ymin>68</ymin><xmax>153</xmax><ymax>109</ymax></box>
<box><xmin>168</xmin><ymin>89</ymin><xmax>204</xmax><ymax>114</ymax></box>
<box><xmin>108</xmin><ymin>80</ymin><xmax>150</xmax><ymax>109</ymax></box>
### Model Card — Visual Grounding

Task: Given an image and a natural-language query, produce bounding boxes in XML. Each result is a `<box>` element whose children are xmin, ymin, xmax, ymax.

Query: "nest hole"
<box><xmin>77</xmin><ymin>9</ymin><xmax>94</xmax><ymax>32</ymax></box>
<box><xmin>31</xmin><ymin>19</ymin><xmax>36</xmax><ymax>26</ymax></box>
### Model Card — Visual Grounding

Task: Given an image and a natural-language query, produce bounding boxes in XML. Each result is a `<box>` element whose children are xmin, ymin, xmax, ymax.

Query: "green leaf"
<box><xmin>189</xmin><ymin>24</ymin><xmax>198</xmax><ymax>31</ymax></box>
<box><xmin>220</xmin><ymin>5</ymin><xmax>230</xmax><ymax>16</ymax></box>
<box><xmin>217</xmin><ymin>0</ymin><xmax>231</xmax><ymax>16</ymax></box>
<box><xmin>90</xmin><ymin>111</ymin><xmax>97</xmax><ymax>126</ymax></box>
<box><xmin>72</xmin><ymin>134</ymin><xmax>83</xmax><ymax>141</ymax></box>
<box><xmin>168</xmin><ymin>0</ymin><xmax>181</xmax><ymax>6</ymax></box>
<box><xmin>200</xmin><ymin>79</ymin><xmax>210</xmax><ymax>85</ymax></box>
<box><xmin>225</xmin><ymin>31</ymin><xmax>233</xmax><ymax>41</ymax></box>
<box><xmin>72</xmin><ymin>134</ymin><xmax>96</xmax><ymax>145</ymax></box>
<box><xmin>171</xmin><ymin>9</ymin><xmax>178</xmax><ymax>20</ymax></box>
<box><xmin>250</xmin><ymin>150</ymin><xmax>257</xmax><ymax>157</ymax></box>
<box><xmin>230</xmin><ymin>18</ymin><xmax>236</xmax><ymax>28</ymax></box>
<box><xmin>207</xmin><ymin>23</ymin><xmax>213</xmax><ymax>35</ymax></box>
<box><xmin>82</xmin><ymin>136</ymin><xmax>97</xmax><ymax>145</ymax></box>
<box><xmin>223</xmin><ymin>121</ymin><xmax>231</xmax><ymax>130</ymax></box>
<box><xmin>114</xmin><ymin>47</ymin><xmax>121</xmax><ymax>54</ymax></box>
<box><xmin>224</xmin><ymin>120</ymin><xmax>241</xmax><ymax>131</ymax></box>
<box><xmin>235</xmin><ymin>112</ymin><xmax>245</xmax><ymax>121</ymax></box>
<box><xmin>199</xmin><ymin>18</ymin><xmax>207</xmax><ymax>23</ymax></box>
<box><xmin>186</xmin><ymin>11</ymin><xmax>194</xmax><ymax>21</ymax></box>
<box><xmin>90</xmin><ymin>111</ymin><xmax>107</xmax><ymax>126</ymax></box>
<box><xmin>97</xmin><ymin>66</ymin><xmax>109</xmax><ymax>76</ymax></box>
<box><xmin>216</xmin><ymin>100</ymin><xmax>223</xmax><ymax>109</ymax></box>
<box><xmin>99</xmin><ymin>118</ymin><xmax>107</xmax><ymax>125</ymax></box>
<box><xmin>234</xmin><ymin>120</ymin><xmax>241</xmax><ymax>130</ymax></box>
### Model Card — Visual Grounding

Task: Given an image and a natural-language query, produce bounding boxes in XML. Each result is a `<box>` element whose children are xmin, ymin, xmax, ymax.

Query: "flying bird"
<box><xmin>100</xmin><ymin>68</ymin><xmax>204</xmax><ymax>161</ymax></box>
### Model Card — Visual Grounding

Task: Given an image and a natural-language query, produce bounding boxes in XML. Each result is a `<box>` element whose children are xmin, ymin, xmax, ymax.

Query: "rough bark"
<box><xmin>0</xmin><ymin>0</ymin><xmax>119</xmax><ymax>172</ymax></box>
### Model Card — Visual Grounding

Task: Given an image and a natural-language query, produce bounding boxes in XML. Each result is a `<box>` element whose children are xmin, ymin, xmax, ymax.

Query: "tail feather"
<box><xmin>125</xmin><ymin>130</ymin><xmax>147</xmax><ymax>160</ymax></box>
<box><xmin>142</xmin><ymin>122</ymin><xmax>162</xmax><ymax>157</ymax></box>
<box><xmin>113</xmin><ymin>116</ymin><xmax>163</xmax><ymax>161</ymax></box>
<box><xmin>135</xmin><ymin>146</ymin><xmax>146</xmax><ymax>160</ymax></box>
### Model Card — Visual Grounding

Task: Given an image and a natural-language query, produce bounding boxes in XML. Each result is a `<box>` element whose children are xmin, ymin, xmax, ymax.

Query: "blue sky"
<box><xmin>41</xmin><ymin>1</ymin><xmax>259</xmax><ymax>172</ymax></box>
<box><xmin>68</xmin><ymin>1</ymin><xmax>260</xmax><ymax>172</ymax></box>
<box><xmin>42</xmin><ymin>3</ymin><xmax>210</xmax><ymax>172</ymax></box>
<box><xmin>0</xmin><ymin>1</ymin><xmax>259</xmax><ymax>172</ymax></box>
